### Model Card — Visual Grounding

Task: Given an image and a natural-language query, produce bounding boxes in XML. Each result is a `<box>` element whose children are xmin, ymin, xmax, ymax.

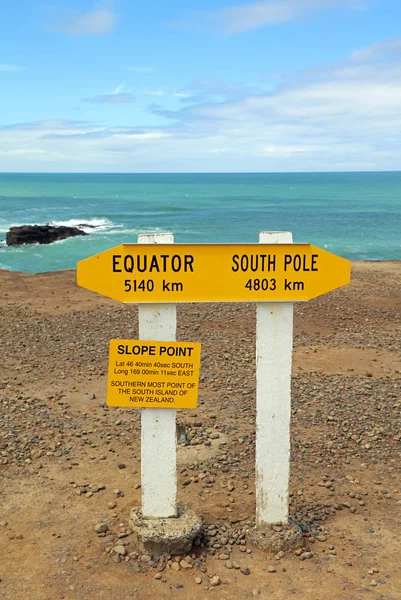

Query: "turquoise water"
<box><xmin>0</xmin><ymin>172</ymin><xmax>400</xmax><ymax>273</ymax></box>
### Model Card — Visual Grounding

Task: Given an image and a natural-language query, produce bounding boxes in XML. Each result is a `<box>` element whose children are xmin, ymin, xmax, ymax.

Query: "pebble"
<box><xmin>252</xmin><ymin>590</ymin><xmax>260</xmax><ymax>597</ymax></box>
<box><xmin>94</xmin><ymin>523</ymin><xmax>108</xmax><ymax>534</ymax></box>
<box><xmin>141</xmin><ymin>555</ymin><xmax>151</xmax><ymax>563</ymax></box>
<box><xmin>114</xmin><ymin>546</ymin><xmax>127</xmax><ymax>556</ymax></box>
<box><xmin>299</xmin><ymin>552</ymin><xmax>314</xmax><ymax>561</ymax></box>
<box><xmin>210</xmin><ymin>576</ymin><xmax>221</xmax><ymax>586</ymax></box>
<box><xmin>195</xmin><ymin>577</ymin><xmax>202</xmax><ymax>584</ymax></box>
<box><xmin>240</xmin><ymin>567</ymin><xmax>250</xmax><ymax>575</ymax></box>
<box><xmin>267</xmin><ymin>566</ymin><xmax>277</xmax><ymax>573</ymax></box>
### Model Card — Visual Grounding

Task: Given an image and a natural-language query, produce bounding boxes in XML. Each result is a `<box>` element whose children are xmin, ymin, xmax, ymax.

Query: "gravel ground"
<box><xmin>0</xmin><ymin>261</ymin><xmax>400</xmax><ymax>600</ymax></box>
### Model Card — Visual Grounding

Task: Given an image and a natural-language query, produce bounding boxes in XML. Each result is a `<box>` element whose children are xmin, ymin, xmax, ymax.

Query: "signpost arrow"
<box><xmin>77</xmin><ymin>243</ymin><xmax>350</xmax><ymax>303</ymax></box>
<box><xmin>77</xmin><ymin>234</ymin><xmax>351</xmax><ymax>545</ymax></box>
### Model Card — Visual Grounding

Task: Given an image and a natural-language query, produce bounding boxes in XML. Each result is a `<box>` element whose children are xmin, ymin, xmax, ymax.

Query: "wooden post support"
<box><xmin>256</xmin><ymin>231</ymin><xmax>293</xmax><ymax>526</ymax></box>
<box><xmin>138</xmin><ymin>233</ymin><xmax>177</xmax><ymax>518</ymax></box>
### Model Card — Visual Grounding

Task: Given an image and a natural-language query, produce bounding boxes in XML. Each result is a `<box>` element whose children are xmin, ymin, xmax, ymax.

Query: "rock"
<box><xmin>156</xmin><ymin>558</ymin><xmax>166</xmax><ymax>572</ymax></box>
<box><xmin>240</xmin><ymin>567</ymin><xmax>250</xmax><ymax>575</ymax></box>
<box><xmin>171</xmin><ymin>562</ymin><xmax>180</xmax><ymax>572</ymax></box>
<box><xmin>210</xmin><ymin>576</ymin><xmax>221</xmax><ymax>586</ymax></box>
<box><xmin>117</xmin><ymin>463</ymin><xmax>126</xmax><ymax>469</ymax></box>
<box><xmin>154</xmin><ymin>573</ymin><xmax>162</xmax><ymax>580</ymax></box>
<box><xmin>299</xmin><ymin>551</ymin><xmax>314</xmax><ymax>561</ymax></box>
<box><xmin>267</xmin><ymin>566</ymin><xmax>277</xmax><ymax>573</ymax></box>
<box><xmin>6</xmin><ymin>224</ymin><xmax>87</xmax><ymax>246</ymax></box>
<box><xmin>180</xmin><ymin>560</ymin><xmax>192</xmax><ymax>569</ymax></box>
<box><xmin>95</xmin><ymin>523</ymin><xmax>108</xmax><ymax>534</ymax></box>
<box><xmin>114</xmin><ymin>545</ymin><xmax>127</xmax><ymax>556</ymax></box>
<box><xmin>141</xmin><ymin>554</ymin><xmax>151</xmax><ymax>563</ymax></box>
<box><xmin>252</xmin><ymin>590</ymin><xmax>260</xmax><ymax>597</ymax></box>
<box><xmin>195</xmin><ymin>577</ymin><xmax>202</xmax><ymax>584</ymax></box>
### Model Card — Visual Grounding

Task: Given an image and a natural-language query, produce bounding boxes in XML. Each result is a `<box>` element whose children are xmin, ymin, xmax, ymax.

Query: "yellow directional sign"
<box><xmin>107</xmin><ymin>340</ymin><xmax>201</xmax><ymax>408</ymax></box>
<box><xmin>77</xmin><ymin>243</ymin><xmax>350</xmax><ymax>303</ymax></box>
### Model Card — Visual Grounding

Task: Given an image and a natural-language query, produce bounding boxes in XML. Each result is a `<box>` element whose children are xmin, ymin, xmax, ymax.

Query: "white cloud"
<box><xmin>173</xmin><ymin>79</ymin><xmax>266</xmax><ymax>103</ymax></box>
<box><xmin>112</xmin><ymin>83</ymin><xmax>125</xmax><ymax>95</ymax></box>
<box><xmin>198</xmin><ymin>0</ymin><xmax>358</xmax><ymax>34</ymax></box>
<box><xmin>350</xmin><ymin>38</ymin><xmax>401</xmax><ymax>61</ymax></box>
<box><xmin>83</xmin><ymin>83</ymin><xmax>134</xmax><ymax>103</ymax></box>
<box><xmin>1</xmin><ymin>38</ymin><xmax>401</xmax><ymax>172</ymax></box>
<box><xmin>145</xmin><ymin>90</ymin><xmax>167</xmax><ymax>97</ymax></box>
<box><xmin>55</xmin><ymin>6</ymin><xmax>117</xmax><ymax>36</ymax></box>
<box><xmin>0</xmin><ymin>64</ymin><xmax>24</xmax><ymax>72</ymax></box>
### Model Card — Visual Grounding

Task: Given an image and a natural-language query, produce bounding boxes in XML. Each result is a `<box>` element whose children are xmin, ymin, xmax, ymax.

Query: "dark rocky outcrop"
<box><xmin>6</xmin><ymin>224</ymin><xmax>87</xmax><ymax>246</ymax></box>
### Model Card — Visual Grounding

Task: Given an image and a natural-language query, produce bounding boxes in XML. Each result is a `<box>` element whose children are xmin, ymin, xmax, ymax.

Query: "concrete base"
<box><xmin>247</xmin><ymin>523</ymin><xmax>304</xmax><ymax>553</ymax></box>
<box><xmin>129</xmin><ymin>503</ymin><xmax>202</xmax><ymax>556</ymax></box>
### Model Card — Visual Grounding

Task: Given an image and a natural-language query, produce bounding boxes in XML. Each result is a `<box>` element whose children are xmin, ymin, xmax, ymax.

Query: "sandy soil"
<box><xmin>0</xmin><ymin>261</ymin><xmax>400</xmax><ymax>600</ymax></box>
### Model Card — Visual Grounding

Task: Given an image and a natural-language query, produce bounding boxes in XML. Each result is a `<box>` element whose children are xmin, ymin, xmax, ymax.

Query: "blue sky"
<box><xmin>1</xmin><ymin>0</ymin><xmax>401</xmax><ymax>172</ymax></box>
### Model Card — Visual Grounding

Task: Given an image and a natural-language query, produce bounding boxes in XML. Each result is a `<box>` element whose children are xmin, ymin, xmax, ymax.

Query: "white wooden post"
<box><xmin>138</xmin><ymin>233</ymin><xmax>177</xmax><ymax>518</ymax></box>
<box><xmin>256</xmin><ymin>231</ymin><xmax>293</xmax><ymax>526</ymax></box>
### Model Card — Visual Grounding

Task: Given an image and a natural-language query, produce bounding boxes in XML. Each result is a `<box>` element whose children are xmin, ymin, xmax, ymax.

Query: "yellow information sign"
<box><xmin>77</xmin><ymin>243</ymin><xmax>350</xmax><ymax>303</ymax></box>
<box><xmin>107</xmin><ymin>340</ymin><xmax>201</xmax><ymax>408</ymax></box>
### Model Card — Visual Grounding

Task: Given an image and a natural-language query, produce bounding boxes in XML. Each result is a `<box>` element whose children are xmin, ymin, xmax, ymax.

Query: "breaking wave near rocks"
<box><xmin>49</xmin><ymin>218</ymin><xmax>120</xmax><ymax>234</ymax></box>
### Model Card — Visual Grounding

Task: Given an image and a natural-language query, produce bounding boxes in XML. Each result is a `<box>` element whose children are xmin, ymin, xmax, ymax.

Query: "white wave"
<box><xmin>113</xmin><ymin>226</ymin><xmax>167</xmax><ymax>235</ymax></box>
<box><xmin>92</xmin><ymin>226</ymin><xmax>168</xmax><ymax>237</ymax></box>
<box><xmin>49</xmin><ymin>218</ymin><xmax>121</xmax><ymax>233</ymax></box>
<box><xmin>1</xmin><ymin>218</ymin><xmax>120</xmax><ymax>234</ymax></box>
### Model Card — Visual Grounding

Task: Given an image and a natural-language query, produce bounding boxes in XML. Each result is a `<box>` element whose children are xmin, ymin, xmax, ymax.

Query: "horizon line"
<box><xmin>1</xmin><ymin>170</ymin><xmax>401</xmax><ymax>175</ymax></box>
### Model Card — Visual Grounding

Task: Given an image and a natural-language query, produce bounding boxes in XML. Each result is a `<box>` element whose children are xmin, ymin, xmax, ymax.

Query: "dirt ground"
<box><xmin>0</xmin><ymin>261</ymin><xmax>400</xmax><ymax>600</ymax></box>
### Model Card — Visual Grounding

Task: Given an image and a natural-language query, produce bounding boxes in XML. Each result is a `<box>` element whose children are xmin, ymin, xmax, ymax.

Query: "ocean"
<box><xmin>0</xmin><ymin>172</ymin><xmax>400</xmax><ymax>273</ymax></box>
